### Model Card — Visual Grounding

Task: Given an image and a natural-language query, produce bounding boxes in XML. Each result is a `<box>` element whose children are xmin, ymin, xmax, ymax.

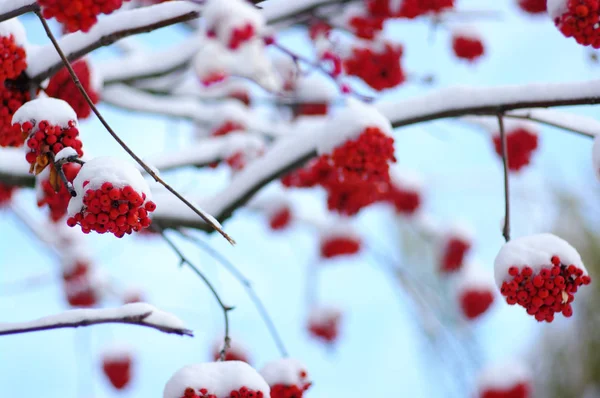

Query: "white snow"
<box><xmin>389</xmin><ymin>167</ymin><xmax>423</xmax><ymax>191</ymax></box>
<box><xmin>13</xmin><ymin>97</ymin><xmax>78</xmax><ymax>128</ymax></box>
<box><xmin>208</xmin><ymin>100</ymin><xmax>250</xmax><ymax>129</ymax></box>
<box><xmin>163</xmin><ymin>361</ymin><xmax>270</xmax><ymax>398</ymax></box>
<box><xmin>55</xmin><ymin>147</ymin><xmax>79</xmax><ymax>162</ymax></box>
<box><xmin>308</xmin><ymin>305</ymin><xmax>342</xmax><ymax>325</ymax></box>
<box><xmin>592</xmin><ymin>134</ymin><xmax>600</xmax><ymax>180</ymax></box>
<box><xmin>0</xmin><ymin>18</ymin><xmax>26</xmax><ymax>46</ymax></box>
<box><xmin>319</xmin><ymin>217</ymin><xmax>361</xmax><ymax>241</ymax></box>
<box><xmin>547</xmin><ymin>0</ymin><xmax>568</xmax><ymax>20</ymax></box>
<box><xmin>493</xmin><ymin>233</ymin><xmax>587</xmax><ymax>288</ymax></box>
<box><xmin>0</xmin><ymin>303</ymin><xmax>188</xmax><ymax>334</ymax></box>
<box><xmin>317</xmin><ymin>98</ymin><xmax>392</xmax><ymax>155</ymax></box>
<box><xmin>67</xmin><ymin>156</ymin><xmax>152</xmax><ymax>217</ymax></box>
<box><xmin>293</xmin><ymin>73</ymin><xmax>337</xmax><ymax>102</ymax></box>
<box><xmin>451</xmin><ymin>24</ymin><xmax>482</xmax><ymax>41</ymax></box>
<box><xmin>456</xmin><ymin>262</ymin><xmax>496</xmax><ymax>294</ymax></box>
<box><xmin>102</xmin><ymin>342</ymin><xmax>133</xmax><ymax>362</ymax></box>
<box><xmin>203</xmin><ymin>0</ymin><xmax>264</xmax><ymax>50</ymax></box>
<box><xmin>212</xmin><ymin>336</ymin><xmax>248</xmax><ymax>358</ymax></box>
<box><xmin>260</xmin><ymin>358</ymin><xmax>311</xmax><ymax>387</ymax></box>
<box><xmin>0</xmin><ymin>0</ymin><xmax>36</xmax><ymax>18</ymax></box>
<box><xmin>26</xmin><ymin>1</ymin><xmax>201</xmax><ymax>79</ymax></box>
<box><xmin>193</xmin><ymin>39</ymin><xmax>235</xmax><ymax>83</ymax></box>
<box><xmin>477</xmin><ymin>360</ymin><xmax>531</xmax><ymax>392</ymax></box>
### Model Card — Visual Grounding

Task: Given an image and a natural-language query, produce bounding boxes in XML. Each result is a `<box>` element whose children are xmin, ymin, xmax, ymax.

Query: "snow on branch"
<box><xmin>27</xmin><ymin>1</ymin><xmax>202</xmax><ymax>83</ymax></box>
<box><xmin>0</xmin><ymin>147</ymin><xmax>31</xmax><ymax>187</ymax></box>
<box><xmin>0</xmin><ymin>303</ymin><xmax>193</xmax><ymax>336</ymax></box>
<box><xmin>506</xmin><ymin>109</ymin><xmax>599</xmax><ymax>138</ymax></box>
<box><xmin>0</xmin><ymin>1</ymin><xmax>38</xmax><ymax>23</ymax></box>
<box><xmin>377</xmin><ymin>79</ymin><xmax>600</xmax><ymax>128</ymax></box>
<box><xmin>261</xmin><ymin>0</ymin><xmax>350</xmax><ymax>26</ymax></box>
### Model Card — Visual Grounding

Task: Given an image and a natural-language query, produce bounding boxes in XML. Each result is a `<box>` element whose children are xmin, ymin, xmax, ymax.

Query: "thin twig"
<box><xmin>156</xmin><ymin>226</ymin><xmax>232</xmax><ymax>361</ymax></box>
<box><xmin>504</xmin><ymin>113</ymin><xmax>595</xmax><ymax>139</ymax></box>
<box><xmin>35</xmin><ymin>11</ymin><xmax>235</xmax><ymax>245</ymax></box>
<box><xmin>497</xmin><ymin>112</ymin><xmax>510</xmax><ymax>242</ymax></box>
<box><xmin>177</xmin><ymin>230</ymin><xmax>289</xmax><ymax>358</ymax></box>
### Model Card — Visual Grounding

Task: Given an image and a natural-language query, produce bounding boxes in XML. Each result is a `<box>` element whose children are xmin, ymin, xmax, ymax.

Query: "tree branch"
<box><xmin>497</xmin><ymin>113</ymin><xmax>510</xmax><ymax>242</ymax></box>
<box><xmin>35</xmin><ymin>10</ymin><xmax>235</xmax><ymax>245</ymax></box>
<box><xmin>0</xmin><ymin>2</ymin><xmax>39</xmax><ymax>23</ymax></box>
<box><xmin>0</xmin><ymin>304</ymin><xmax>193</xmax><ymax>336</ymax></box>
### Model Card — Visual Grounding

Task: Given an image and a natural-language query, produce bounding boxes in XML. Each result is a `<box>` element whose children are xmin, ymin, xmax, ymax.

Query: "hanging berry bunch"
<box><xmin>37</xmin><ymin>0</ymin><xmax>131</xmax><ymax>33</ymax></box>
<box><xmin>203</xmin><ymin>0</ymin><xmax>264</xmax><ymax>50</ymax></box>
<box><xmin>0</xmin><ymin>86</ymin><xmax>31</xmax><ymax>147</ymax></box>
<box><xmin>517</xmin><ymin>0</ymin><xmax>547</xmax><ymax>14</ymax></box>
<box><xmin>451</xmin><ymin>27</ymin><xmax>485</xmax><ymax>62</ymax></box>
<box><xmin>36</xmin><ymin>162</ymin><xmax>81</xmax><ymax>222</ymax></box>
<box><xmin>46</xmin><ymin>59</ymin><xmax>101</xmax><ymax>120</ymax></box>
<box><xmin>260</xmin><ymin>359</ymin><xmax>312</xmax><ymax>398</ymax></box>
<box><xmin>492</xmin><ymin>124</ymin><xmax>539</xmax><ymax>172</ymax></box>
<box><xmin>495</xmin><ymin>233</ymin><xmax>592</xmax><ymax>323</ymax></box>
<box><xmin>344</xmin><ymin>41</ymin><xmax>406</xmax><ymax>91</ymax></box>
<box><xmin>62</xmin><ymin>261</ymin><xmax>99</xmax><ymax>308</ymax></box>
<box><xmin>397</xmin><ymin>0</ymin><xmax>455</xmax><ymax>18</ymax></box>
<box><xmin>550</xmin><ymin>0</ymin><xmax>600</xmax><ymax>48</ymax></box>
<box><xmin>0</xmin><ymin>183</ymin><xmax>15</xmax><ymax>206</ymax></box>
<box><xmin>384</xmin><ymin>168</ymin><xmax>422</xmax><ymax>215</ymax></box>
<box><xmin>320</xmin><ymin>233</ymin><xmax>361</xmax><ymax>258</ymax></box>
<box><xmin>268</xmin><ymin>205</ymin><xmax>292</xmax><ymax>231</ymax></box>
<box><xmin>102</xmin><ymin>346</ymin><xmax>133</xmax><ymax>390</ymax></box>
<box><xmin>0</xmin><ymin>19</ymin><xmax>27</xmax><ymax>85</ymax></box>
<box><xmin>456</xmin><ymin>264</ymin><xmax>496</xmax><ymax>320</ymax></box>
<box><xmin>477</xmin><ymin>362</ymin><xmax>532</xmax><ymax>398</ymax></box>
<box><xmin>163</xmin><ymin>362</ymin><xmax>270</xmax><ymax>398</ymax></box>
<box><xmin>439</xmin><ymin>224</ymin><xmax>473</xmax><ymax>273</ymax></box>
<box><xmin>66</xmin><ymin>157</ymin><xmax>156</xmax><ymax>237</ymax></box>
<box><xmin>12</xmin><ymin>98</ymin><xmax>84</xmax><ymax>175</ymax></box>
<box><xmin>307</xmin><ymin>306</ymin><xmax>343</xmax><ymax>344</ymax></box>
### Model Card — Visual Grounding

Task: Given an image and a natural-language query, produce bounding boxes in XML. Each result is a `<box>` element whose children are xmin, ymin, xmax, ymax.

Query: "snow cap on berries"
<box><xmin>13</xmin><ymin>97</ymin><xmax>78</xmax><ymax>127</ymax></box>
<box><xmin>102</xmin><ymin>342</ymin><xmax>134</xmax><ymax>363</ymax></box>
<box><xmin>456</xmin><ymin>262</ymin><xmax>496</xmax><ymax>320</ymax></box>
<box><xmin>293</xmin><ymin>73</ymin><xmax>337</xmax><ymax>103</ymax></box>
<box><xmin>260</xmin><ymin>358</ymin><xmax>312</xmax><ymax>391</ymax></box>
<box><xmin>307</xmin><ymin>304</ymin><xmax>343</xmax><ymax>343</ymax></box>
<box><xmin>317</xmin><ymin>98</ymin><xmax>392</xmax><ymax>155</ymax></box>
<box><xmin>212</xmin><ymin>337</ymin><xmax>250</xmax><ymax>363</ymax></box>
<box><xmin>193</xmin><ymin>40</ymin><xmax>234</xmax><ymax>86</ymax></box>
<box><xmin>67</xmin><ymin>157</ymin><xmax>152</xmax><ymax>217</ymax></box>
<box><xmin>203</xmin><ymin>0</ymin><xmax>264</xmax><ymax>50</ymax></box>
<box><xmin>493</xmin><ymin>233</ymin><xmax>587</xmax><ymax>288</ymax></box>
<box><xmin>102</xmin><ymin>343</ymin><xmax>134</xmax><ymax>390</ymax></box>
<box><xmin>163</xmin><ymin>361</ymin><xmax>270</xmax><ymax>398</ymax></box>
<box><xmin>319</xmin><ymin>219</ymin><xmax>362</xmax><ymax>258</ymax></box>
<box><xmin>0</xmin><ymin>18</ymin><xmax>26</xmax><ymax>47</ymax></box>
<box><xmin>439</xmin><ymin>221</ymin><xmax>474</xmax><ymax>273</ymax></box>
<box><xmin>477</xmin><ymin>360</ymin><xmax>531</xmax><ymax>398</ymax></box>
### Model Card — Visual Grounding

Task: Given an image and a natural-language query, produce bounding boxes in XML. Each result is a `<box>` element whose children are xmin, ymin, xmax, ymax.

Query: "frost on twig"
<box><xmin>0</xmin><ymin>303</ymin><xmax>193</xmax><ymax>336</ymax></box>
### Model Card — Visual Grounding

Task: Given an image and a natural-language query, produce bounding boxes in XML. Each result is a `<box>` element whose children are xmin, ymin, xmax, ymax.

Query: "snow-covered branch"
<box><xmin>0</xmin><ymin>303</ymin><xmax>193</xmax><ymax>336</ymax></box>
<box><xmin>0</xmin><ymin>1</ymin><xmax>38</xmax><ymax>23</ymax></box>
<box><xmin>27</xmin><ymin>1</ymin><xmax>201</xmax><ymax>84</ymax></box>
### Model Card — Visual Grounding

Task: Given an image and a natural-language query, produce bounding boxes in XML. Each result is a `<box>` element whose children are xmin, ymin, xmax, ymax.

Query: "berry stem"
<box><xmin>35</xmin><ymin>11</ymin><xmax>236</xmax><ymax>245</ymax></box>
<box><xmin>177</xmin><ymin>229</ymin><xmax>290</xmax><ymax>358</ymax></box>
<box><xmin>155</xmin><ymin>226</ymin><xmax>231</xmax><ymax>360</ymax></box>
<box><xmin>497</xmin><ymin>112</ymin><xmax>511</xmax><ymax>242</ymax></box>
<box><xmin>48</xmin><ymin>153</ymin><xmax>79</xmax><ymax>197</ymax></box>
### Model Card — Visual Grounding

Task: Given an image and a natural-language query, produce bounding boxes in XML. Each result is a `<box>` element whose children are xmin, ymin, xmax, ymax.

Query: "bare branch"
<box><xmin>35</xmin><ymin>10</ymin><xmax>235</xmax><ymax>245</ymax></box>
<box><xmin>0</xmin><ymin>304</ymin><xmax>193</xmax><ymax>336</ymax></box>
<box><xmin>497</xmin><ymin>113</ymin><xmax>510</xmax><ymax>242</ymax></box>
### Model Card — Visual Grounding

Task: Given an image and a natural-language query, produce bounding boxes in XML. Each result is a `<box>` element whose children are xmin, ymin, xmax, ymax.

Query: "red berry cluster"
<box><xmin>348</xmin><ymin>15</ymin><xmax>385</xmax><ymax>39</ymax></box>
<box><xmin>0</xmin><ymin>183</ymin><xmax>15</xmax><ymax>206</ymax></box>
<box><xmin>553</xmin><ymin>0</ymin><xmax>600</xmax><ymax>48</ymax></box>
<box><xmin>440</xmin><ymin>237</ymin><xmax>471</xmax><ymax>273</ymax></box>
<box><xmin>229</xmin><ymin>24</ymin><xmax>256</xmax><ymax>50</ymax></box>
<box><xmin>499</xmin><ymin>256</ymin><xmax>591</xmax><ymax>323</ymax></box>
<box><xmin>38</xmin><ymin>163</ymin><xmax>81</xmax><ymax>222</ymax></box>
<box><xmin>385</xmin><ymin>184</ymin><xmax>420</xmax><ymax>215</ymax></box>
<box><xmin>66</xmin><ymin>182</ymin><xmax>156</xmax><ymax>237</ymax></box>
<box><xmin>46</xmin><ymin>60</ymin><xmax>100</xmax><ymax>119</ymax></box>
<box><xmin>283</xmin><ymin>127</ymin><xmax>396</xmax><ymax>215</ymax></box>
<box><xmin>0</xmin><ymin>34</ymin><xmax>27</xmax><ymax>84</ymax></box>
<box><xmin>366</xmin><ymin>0</ymin><xmax>454</xmax><ymax>18</ymax></box>
<box><xmin>308</xmin><ymin>314</ymin><xmax>341</xmax><ymax>343</ymax></box>
<box><xmin>181</xmin><ymin>386</ymin><xmax>264</xmax><ymax>398</ymax></box>
<box><xmin>480</xmin><ymin>382</ymin><xmax>530</xmax><ymax>398</ymax></box>
<box><xmin>212</xmin><ymin>348</ymin><xmax>250</xmax><ymax>363</ymax></box>
<box><xmin>518</xmin><ymin>0</ymin><xmax>547</xmax><ymax>14</ymax></box>
<box><xmin>293</xmin><ymin>103</ymin><xmax>329</xmax><ymax>118</ymax></box>
<box><xmin>270</xmin><ymin>383</ymin><xmax>311</xmax><ymax>398</ymax></box>
<box><xmin>459</xmin><ymin>289</ymin><xmax>495</xmax><ymax>319</ymax></box>
<box><xmin>269</xmin><ymin>206</ymin><xmax>292</xmax><ymax>230</ymax></box>
<box><xmin>492</xmin><ymin>127</ymin><xmax>538</xmax><ymax>172</ymax></box>
<box><xmin>226</xmin><ymin>151</ymin><xmax>247</xmax><ymax>171</ymax></box>
<box><xmin>62</xmin><ymin>262</ymin><xmax>98</xmax><ymax>307</ymax></box>
<box><xmin>0</xmin><ymin>86</ymin><xmax>30</xmax><ymax>147</ymax></box>
<box><xmin>19</xmin><ymin>119</ymin><xmax>84</xmax><ymax>169</ymax></box>
<box><xmin>212</xmin><ymin>121</ymin><xmax>245</xmax><ymax>137</ymax></box>
<box><xmin>103</xmin><ymin>356</ymin><xmax>132</xmax><ymax>390</ymax></box>
<box><xmin>452</xmin><ymin>35</ymin><xmax>485</xmax><ymax>62</ymax></box>
<box><xmin>38</xmin><ymin>0</ymin><xmax>130</xmax><ymax>33</ymax></box>
<box><xmin>320</xmin><ymin>236</ymin><xmax>361</xmax><ymax>258</ymax></box>
<box><xmin>229</xmin><ymin>90</ymin><xmax>251</xmax><ymax>107</ymax></box>
<box><xmin>344</xmin><ymin>43</ymin><xmax>406</xmax><ymax>91</ymax></box>
<box><xmin>309</xmin><ymin>21</ymin><xmax>332</xmax><ymax>41</ymax></box>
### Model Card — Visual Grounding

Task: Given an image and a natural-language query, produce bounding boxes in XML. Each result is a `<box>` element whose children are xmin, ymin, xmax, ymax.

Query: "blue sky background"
<box><xmin>1</xmin><ymin>1</ymin><xmax>599</xmax><ymax>397</ymax></box>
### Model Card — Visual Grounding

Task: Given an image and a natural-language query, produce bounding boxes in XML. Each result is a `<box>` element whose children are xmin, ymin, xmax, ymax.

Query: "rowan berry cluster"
<box><xmin>552</xmin><ymin>0</ymin><xmax>600</xmax><ymax>48</ymax></box>
<box><xmin>181</xmin><ymin>387</ymin><xmax>264</xmax><ymax>398</ymax></box>
<box><xmin>344</xmin><ymin>43</ymin><xmax>406</xmax><ymax>91</ymax></box>
<box><xmin>38</xmin><ymin>0</ymin><xmax>130</xmax><ymax>33</ymax></box>
<box><xmin>46</xmin><ymin>60</ymin><xmax>100</xmax><ymax>119</ymax></box>
<box><xmin>492</xmin><ymin>127</ymin><xmax>538</xmax><ymax>172</ymax></box>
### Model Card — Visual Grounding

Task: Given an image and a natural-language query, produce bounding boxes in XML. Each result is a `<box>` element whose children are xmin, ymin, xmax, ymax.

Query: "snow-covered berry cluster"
<box><xmin>452</xmin><ymin>28</ymin><xmax>485</xmax><ymax>62</ymax></box>
<box><xmin>495</xmin><ymin>234</ymin><xmax>591</xmax><ymax>322</ymax></box>
<box><xmin>0</xmin><ymin>19</ymin><xmax>27</xmax><ymax>84</ymax></box>
<box><xmin>46</xmin><ymin>59</ymin><xmax>101</xmax><ymax>119</ymax></box>
<box><xmin>260</xmin><ymin>359</ymin><xmax>312</xmax><ymax>398</ymax></box>
<box><xmin>212</xmin><ymin>339</ymin><xmax>250</xmax><ymax>364</ymax></box>
<box><xmin>518</xmin><ymin>0</ymin><xmax>547</xmax><ymax>14</ymax></box>
<box><xmin>348</xmin><ymin>13</ymin><xmax>385</xmax><ymax>40</ymax></box>
<box><xmin>38</xmin><ymin>0</ymin><xmax>130</xmax><ymax>33</ymax></box>
<box><xmin>164</xmin><ymin>362</ymin><xmax>270</xmax><ymax>398</ymax></box>
<box><xmin>456</xmin><ymin>264</ymin><xmax>496</xmax><ymax>320</ymax></box>
<box><xmin>307</xmin><ymin>306</ymin><xmax>342</xmax><ymax>344</ymax></box>
<box><xmin>439</xmin><ymin>226</ymin><xmax>473</xmax><ymax>273</ymax></box>
<box><xmin>384</xmin><ymin>168</ymin><xmax>422</xmax><ymax>215</ymax></box>
<box><xmin>343</xmin><ymin>42</ymin><xmax>406</xmax><ymax>91</ymax></box>
<box><xmin>289</xmin><ymin>74</ymin><xmax>336</xmax><ymax>118</ymax></box>
<box><xmin>550</xmin><ymin>0</ymin><xmax>600</xmax><ymax>48</ymax></box>
<box><xmin>367</xmin><ymin>0</ymin><xmax>454</xmax><ymax>18</ymax></box>
<box><xmin>62</xmin><ymin>261</ymin><xmax>99</xmax><ymax>307</ymax></box>
<box><xmin>212</xmin><ymin>121</ymin><xmax>245</xmax><ymax>137</ymax></box>
<box><xmin>203</xmin><ymin>0</ymin><xmax>264</xmax><ymax>50</ymax></box>
<box><xmin>492</xmin><ymin>125</ymin><xmax>539</xmax><ymax>172</ymax></box>
<box><xmin>13</xmin><ymin>98</ymin><xmax>84</xmax><ymax>174</ymax></box>
<box><xmin>0</xmin><ymin>183</ymin><xmax>15</xmax><ymax>206</ymax></box>
<box><xmin>0</xmin><ymin>86</ymin><xmax>30</xmax><ymax>147</ymax></box>
<box><xmin>102</xmin><ymin>346</ymin><xmax>133</xmax><ymax>390</ymax></box>
<box><xmin>37</xmin><ymin>163</ymin><xmax>81</xmax><ymax>222</ymax></box>
<box><xmin>66</xmin><ymin>157</ymin><xmax>156</xmax><ymax>237</ymax></box>
<box><xmin>477</xmin><ymin>361</ymin><xmax>531</xmax><ymax>398</ymax></box>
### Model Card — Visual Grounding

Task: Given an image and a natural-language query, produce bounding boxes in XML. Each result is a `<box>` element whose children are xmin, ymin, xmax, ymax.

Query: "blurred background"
<box><xmin>1</xmin><ymin>0</ymin><xmax>599</xmax><ymax>397</ymax></box>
